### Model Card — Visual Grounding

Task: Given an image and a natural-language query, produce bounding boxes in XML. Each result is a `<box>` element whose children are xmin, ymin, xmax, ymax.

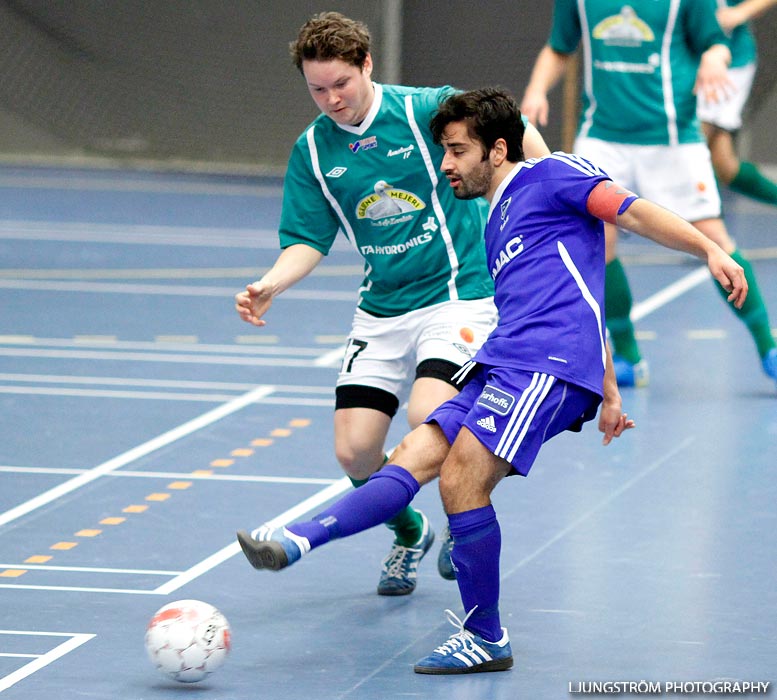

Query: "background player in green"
<box><xmin>235</xmin><ymin>12</ymin><xmax>551</xmax><ymax>596</ymax></box>
<box><xmin>699</xmin><ymin>0</ymin><xmax>777</xmax><ymax>205</ymax></box>
<box><xmin>520</xmin><ymin>0</ymin><xmax>777</xmax><ymax>389</ymax></box>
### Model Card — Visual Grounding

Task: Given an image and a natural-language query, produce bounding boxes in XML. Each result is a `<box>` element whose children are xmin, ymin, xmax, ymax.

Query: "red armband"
<box><xmin>586</xmin><ymin>180</ymin><xmax>639</xmax><ymax>224</ymax></box>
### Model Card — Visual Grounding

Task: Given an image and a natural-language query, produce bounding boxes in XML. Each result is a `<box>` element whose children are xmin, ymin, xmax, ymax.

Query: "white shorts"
<box><xmin>336</xmin><ymin>297</ymin><xmax>497</xmax><ymax>401</ymax></box>
<box><xmin>697</xmin><ymin>63</ymin><xmax>756</xmax><ymax>132</ymax></box>
<box><xmin>574</xmin><ymin>136</ymin><xmax>722</xmax><ymax>222</ymax></box>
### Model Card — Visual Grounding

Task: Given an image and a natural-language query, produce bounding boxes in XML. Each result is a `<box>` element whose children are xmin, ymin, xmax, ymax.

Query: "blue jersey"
<box><xmin>475</xmin><ymin>153</ymin><xmax>611</xmax><ymax>397</ymax></box>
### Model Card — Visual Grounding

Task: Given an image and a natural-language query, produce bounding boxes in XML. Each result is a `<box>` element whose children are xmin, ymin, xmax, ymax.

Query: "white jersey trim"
<box><xmin>577</xmin><ymin>0</ymin><xmax>597</xmax><ymax>139</ymax></box>
<box><xmin>557</xmin><ymin>241</ymin><xmax>606</xmax><ymax>369</ymax></box>
<box><xmin>404</xmin><ymin>93</ymin><xmax>460</xmax><ymax>300</ymax></box>
<box><xmin>306</xmin><ymin>127</ymin><xmax>356</xmax><ymax>248</ymax></box>
<box><xmin>661</xmin><ymin>0</ymin><xmax>682</xmax><ymax>147</ymax></box>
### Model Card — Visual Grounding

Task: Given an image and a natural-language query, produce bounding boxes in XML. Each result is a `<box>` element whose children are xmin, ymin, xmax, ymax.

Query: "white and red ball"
<box><xmin>145</xmin><ymin>599</ymin><xmax>231</xmax><ymax>683</ymax></box>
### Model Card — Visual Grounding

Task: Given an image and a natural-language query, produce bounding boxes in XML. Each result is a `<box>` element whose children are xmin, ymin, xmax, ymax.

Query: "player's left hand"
<box><xmin>599</xmin><ymin>405</ymin><xmax>636</xmax><ymax>446</ymax></box>
<box><xmin>708</xmin><ymin>248</ymin><xmax>748</xmax><ymax>309</ymax></box>
<box><xmin>695</xmin><ymin>45</ymin><xmax>735</xmax><ymax>104</ymax></box>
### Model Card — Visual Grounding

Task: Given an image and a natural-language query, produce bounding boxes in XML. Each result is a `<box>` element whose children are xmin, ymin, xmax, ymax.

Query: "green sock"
<box><xmin>714</xmin><ymin>249</ymin><xmax>776</xmax><ymax>357</ymax></box>
<box><xmin>348</xmin><ymin>462</ymin><xmax>423</xmax><ymax>547</ymax></box>
<box><xmin>729</xmin><ymin>162</ymin><xmax>777</xmax><ymax>206</ymax></box>
<box><xmin>385</xmin><ymin>505</ymin><xmax>424</xmax><ymax>547</ymax></box>
<box><xmin>605</xmin><ymin>258</ymin><xmax>642</xmax><ymax>364</ymax></box>
<box><xmin>348</xmin><ymin>475</ymin><xmax>369</xmax><ymax>489</ymax></box>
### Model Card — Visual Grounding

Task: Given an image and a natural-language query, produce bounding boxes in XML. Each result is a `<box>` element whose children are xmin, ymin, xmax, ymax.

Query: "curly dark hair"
<box><xmin>289</xmin><ymin>12</ymin><xmax>371</xmax><ymax>73</ymax></box>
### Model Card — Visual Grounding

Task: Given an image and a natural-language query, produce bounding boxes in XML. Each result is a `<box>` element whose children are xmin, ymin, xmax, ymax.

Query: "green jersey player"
<box><xmin>699</xmin><ymin>0</ymin><xmax>777</xmax><ymax>207</ymax></box>
<box><xmin>235</xmin><ymin>12</ymin><xmax>550</xmax><ymax>596</ymax></box>
<box><xmin>521</xmin><ymin>0</ymin><xmax>777</xmax><ymax>390</ymax></box>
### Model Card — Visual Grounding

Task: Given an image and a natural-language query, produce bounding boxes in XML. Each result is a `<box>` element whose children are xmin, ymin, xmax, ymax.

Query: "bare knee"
<box><xmin>334</xmin><ymin>440</ymin><xmax>385</xmax><ymax>480</ymax></box>
<box><xmin>388</xmin><ymin>424</ymin><xmax>450</xmax><ymax>486</ymax></box>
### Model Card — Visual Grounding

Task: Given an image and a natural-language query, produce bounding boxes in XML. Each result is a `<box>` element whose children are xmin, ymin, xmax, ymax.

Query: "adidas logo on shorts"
<box><xmin>476</xmin><ymin>415</ymin><xmax>497</xmax><ymax>433</ymax></box>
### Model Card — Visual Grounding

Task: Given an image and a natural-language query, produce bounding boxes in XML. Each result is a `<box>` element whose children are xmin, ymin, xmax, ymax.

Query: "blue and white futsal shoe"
<box><xmin>414</xmin><ymin>609</ymin><xmax>513</xmax><ymax>675</ymax></box>
<box><xmin>377</xmin><ymin>511</ymin><xmax>434</xmax><ymax>596</ymax></box>
<box><xmin>612</xmin><ymin>355</ymin><xmax>649</xmax><ymax>388</ymax></box>
<box><xmin>762</xmin><ymin>347</ymin><xmax>777</xmax><ymax>386</ymax></box>
<box><xmin>236</xmin><ymin>525</ymin><xmax>311</xmax><ymax>571</ymax></box>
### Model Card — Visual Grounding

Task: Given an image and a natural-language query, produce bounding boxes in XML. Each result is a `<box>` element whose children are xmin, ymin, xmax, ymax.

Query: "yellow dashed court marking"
<box><xmin>25</xmin><ymin>555</ymin><xmax>52</xmax><ymax>564</ymax></box>
<box><xmin>145</xmin><ymin>493</ymin><xmax>170</xmax><ymax>502</ymax></box>
<box><xmin>9</xmin><ymin>413</ymin><xmax>316</xmax><ymax>575</ymax></box>
<box><xmin>123</xmin><ymin>505</ymin><xmax>148</xmax><ymax>513</ymax></box>
<box><xmin>210</xmin><ymin>459</ymin><xmax>233</xmax><ymax>467</ymax></box>
<box><xmin>231</xmin><ymin>448</ymin><xmax>254</xmax><ymax>457</ymax></box>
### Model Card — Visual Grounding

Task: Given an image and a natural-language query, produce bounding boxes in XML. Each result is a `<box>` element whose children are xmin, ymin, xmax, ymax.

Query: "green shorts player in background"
<box><xmin>520</xmin><ymin>0</ymin><xmax>777</xmax><ymax>390</ymax></box>
<box><xmin>699</xmin><ymin>0</ymin><xmax>777</xmax><ymax>205</ymax></box>
<box><xmin>235</xmin><ymin>12</ymin><xmax>550</xmax><ymax>596</ymax></box>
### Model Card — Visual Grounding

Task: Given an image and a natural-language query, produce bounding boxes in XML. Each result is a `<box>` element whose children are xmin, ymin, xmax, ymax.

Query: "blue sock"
<box><xmin>286</xmin><ymin>464</ymin><xmax>420</xmax><ymax>549</ymax></box>
<box><xmin>449</xmin><ymin>505</ymin><xmax>502</xmax><ymax>642</ymax></box>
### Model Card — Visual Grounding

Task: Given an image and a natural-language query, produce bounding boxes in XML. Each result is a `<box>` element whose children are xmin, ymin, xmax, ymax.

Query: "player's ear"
<box><xmin>362</xmin><ymin>53</ymin><xmax>373</xmax><ymax>77</ymax></box>
<box><xmin>490</xmin><ymin>138</ymin><xmax>508</xmax><ymax>166</ymax></box>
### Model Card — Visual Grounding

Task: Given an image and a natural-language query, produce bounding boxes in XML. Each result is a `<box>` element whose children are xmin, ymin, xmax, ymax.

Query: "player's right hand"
<box><xmin>235</xmin><ymin>282</ymin><xmax>273</xmax><ymax>326</ymax></box>
<box><xmin>520</xmin><ymin>91</ymin><xmax>550</xmax><ymax>128</ymax></box>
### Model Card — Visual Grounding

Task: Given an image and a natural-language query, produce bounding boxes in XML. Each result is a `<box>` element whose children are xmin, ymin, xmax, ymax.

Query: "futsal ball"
<box><xmin>145</xmin><ymin>599</ymin><xmax>231</xmax><ymax>683</ymax></box>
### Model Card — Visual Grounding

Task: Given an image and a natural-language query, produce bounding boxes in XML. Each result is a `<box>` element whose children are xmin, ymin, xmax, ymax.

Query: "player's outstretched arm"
<box><xmin>520</xmin><ymin>45</ymin><xmax>571</xmax><ymax>128</ymax></box>
<box><xmin>599</xmin><ymin>341</ymin><xmax>635</xmax><ymax>445</ymax></box>
<box><xmin>235</xmin><ymin>243</ymin><xmax>324</xmax><ymax>327</ymax></box>
<box><xmin>613</xmin><ymin>196</ymin><xmax>748</xmax><ymax>309</ymax></box>
<box><xmin>522</xmin><ymin>121</ymin><xmax>552</xmax><ymax>159</ymax></box>
<box><xmin>717</xmin><ymin>0</ymin><xmax>777</xmax><ymax>32</ymax></box>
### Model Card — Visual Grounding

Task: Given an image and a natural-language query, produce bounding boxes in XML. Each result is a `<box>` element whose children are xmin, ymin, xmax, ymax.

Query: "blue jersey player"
<box><xmin>236</xmin><ymin>88</ymin><xmax>747</xmax><ymax>674</ymax></box>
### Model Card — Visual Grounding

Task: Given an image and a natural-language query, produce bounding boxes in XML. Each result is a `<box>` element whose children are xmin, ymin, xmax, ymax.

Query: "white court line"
<box><xmin>0</xmin><ymin>337</ymin><xmax>329</xmax><ymax>356</ymax></box>
<box><xmin>0</xmin><ymin>175</ymin><xmax>281</xmax><ymax>196</ymax></box>
<box><xmin>0</xmin><ymin>465</ymin><xmax>339</xmax><ymax>486</ymax></box>
<box><xmin>0</xmin><ymin>563</ymin><xmax>182</xmax><ymax>575</ymax></box>
<box><xmin>0</xmin><ymin>278</ymin><xmax>356</xmax><ymax>300</ymax></box>
<box><xmin>0</xmin><ymin>584</ymin><xmax>159</xmax><ymax>594</ymax></box>
<box><xmin>0</xmin><ymin>372</ymin><xmax>334</xmax><ymax>391</ymax></box>
<box><xmin>0</xmin><ymin>347</ymin><xmax>335</xmax><ymax>367</ymax></box>
<box><xmin>0</xmin><ymin>386</ymin><xmax>333</xmax><ymax>406</ymax></box>
<box><xmin>315</xmin><ymin>346</ymin><xmax>347</xmax><ymax>368</ymax></box>
<box><xmin>153</xmin><ymin>477</ymin><xmax>352</xmax><ymax>595</ymax></box>
<box><xmin>0</xmin><ymin>632</ymin><xmax>95</xmax><ymax>693</ymax></box>
<box><xmin>630</xmin><ymin>265</ymin><xmax>710</xmax><ymax>321</ymax></box>
<box><xmin>0</xmin><ymin>385</ymin><xmax>275</xmax><ymax>529</ymax></box>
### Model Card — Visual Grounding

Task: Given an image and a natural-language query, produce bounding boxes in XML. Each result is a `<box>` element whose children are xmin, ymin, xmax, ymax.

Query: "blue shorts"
<box><xmin>426</xmin><ymin>363</ymin><xmax>601</xmax><ymax>476</ymax></box>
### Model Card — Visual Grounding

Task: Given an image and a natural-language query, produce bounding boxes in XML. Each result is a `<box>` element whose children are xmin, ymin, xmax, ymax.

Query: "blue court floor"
<box><xmin>0</xmin><ymin>164</ymin><xmax>775</xmax><ymax>699</ymax></box>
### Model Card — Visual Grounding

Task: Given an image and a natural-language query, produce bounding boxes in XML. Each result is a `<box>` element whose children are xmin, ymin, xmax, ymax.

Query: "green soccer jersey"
<box><xmin>549</xmin><ymin>0</ymin><xmax>729</xmax><ymax>145</ymax></box>
<box><xmin>279</xmin><ymin>83</ymin><xmax>493</xmax><ymax>317</ymax></box>
<box><xmin>721</xmin><ymin>0</ymin><xmax>757</xmax><ymax>68</ymax></box>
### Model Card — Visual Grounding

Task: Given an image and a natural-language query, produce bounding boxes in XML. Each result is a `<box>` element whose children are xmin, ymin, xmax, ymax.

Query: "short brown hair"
<box><xmin>289</xmin><ymin>12</ymin><xmax>371</xmax><ymax>73</ymax></box>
